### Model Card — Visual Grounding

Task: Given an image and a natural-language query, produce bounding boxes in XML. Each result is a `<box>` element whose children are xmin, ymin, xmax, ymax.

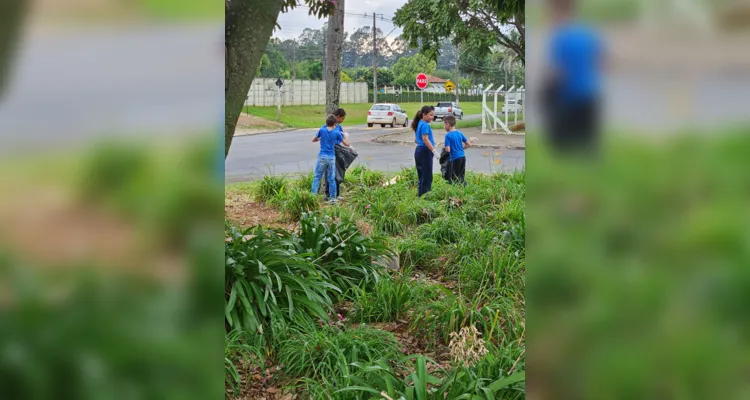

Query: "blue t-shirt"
<box><xmin>550</xmin><ymin>23</ymin><xmax>602</xmax><ymax>102</ymax></box>
<box><xmin>316</xmin><ymin>126</ymin><xmax>343</xmax><ymax>157</ymax></box>
<box><xmin>415</xmin><ymin>120</ymin><xmax>435</xmax><ymax>147</ymax></box>
<box><xmin>444</xmin><ymin>130</ymin><xmax>468</xmax><ymax>161</ymax></box>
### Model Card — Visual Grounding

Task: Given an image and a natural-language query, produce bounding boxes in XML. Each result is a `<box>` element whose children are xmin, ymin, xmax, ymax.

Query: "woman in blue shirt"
<box><xmin>411</xmin><ymin>105</ymin><xmax>438</xmax><ymax>197</ymax></box>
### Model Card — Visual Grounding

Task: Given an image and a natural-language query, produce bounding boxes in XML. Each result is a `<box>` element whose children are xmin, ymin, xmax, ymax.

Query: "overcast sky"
<box><xmin>275</xmin><ymin>0</ymin><xmax>406</xmax><ymax>41</ymax></box>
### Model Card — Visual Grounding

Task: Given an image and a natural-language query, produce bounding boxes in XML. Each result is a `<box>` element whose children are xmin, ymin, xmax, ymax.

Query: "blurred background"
<box><xmin>527</xmin><ymin>0</ymin><xmax>750</xmax><ymax>398</ymax></box>
<box><xmin>0</xmin><ymin>1</ymin><xmax>224</xmax><ymax>398</ymax></box>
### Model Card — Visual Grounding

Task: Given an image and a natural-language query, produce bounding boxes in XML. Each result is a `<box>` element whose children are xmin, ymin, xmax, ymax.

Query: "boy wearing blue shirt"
<box><xmin>312</xmin><ymin>114</ymin><xmax>350</xmax><ymax>201</ymax></box>
<box><xmin>442</xmin><ymin>115</ymin><xmax>471</xmax><ymax>185</ymax></box>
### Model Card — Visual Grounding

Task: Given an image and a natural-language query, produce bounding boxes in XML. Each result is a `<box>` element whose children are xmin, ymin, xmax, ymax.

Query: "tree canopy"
<box><xmin>393</xmin><ymin>0</ymin><xmax>524</xmax><ymax>64</ymax></box>
<box><xmin>392</xmin><ymin>54</ymin><xmax>437</xmax><ymax>86</ymax></box>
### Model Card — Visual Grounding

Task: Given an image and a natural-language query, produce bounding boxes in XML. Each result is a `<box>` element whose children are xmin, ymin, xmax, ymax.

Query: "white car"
<box><xmin>502</xmin><ymin>99</ymin><xmax>523</xmax><ymax>114</ymax></box>
<box><xmin>367</xmin><ymin>103</ymin><xmax>409</xmax><ymax>128</ymax></box>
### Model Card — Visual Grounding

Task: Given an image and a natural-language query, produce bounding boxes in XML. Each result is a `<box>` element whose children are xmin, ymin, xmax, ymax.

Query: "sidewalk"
<box><xmin>372</xmin><ymin>126</ymin><xmax>525</xmax><ymax>150</ymax></box>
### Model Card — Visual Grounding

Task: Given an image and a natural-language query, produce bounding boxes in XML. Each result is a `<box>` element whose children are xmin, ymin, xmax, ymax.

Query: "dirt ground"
<box><xmin>234</xmin><ymin>115</ymin><xmax>289</xmax><ymax>137</ymax></box>
<box><xmin>225</xmin><ymin>191</ymin><xmax>295</xmax><ymax>231</ymax></box>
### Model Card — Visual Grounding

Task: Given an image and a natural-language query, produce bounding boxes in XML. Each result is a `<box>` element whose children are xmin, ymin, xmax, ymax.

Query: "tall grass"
<box><xmin>256</xmin><ymin>174</ymin><xmax>286</xmax><ymax>202</ymax></box>
<box><xmin>349</xmin><ymin>277</ymin><xmax>413</xmax><ymax>323</ymax></box>
<box><xmin>278</xmin><ymin>325</ymin><xmax>402</xmax><ymax>387</ymax></box>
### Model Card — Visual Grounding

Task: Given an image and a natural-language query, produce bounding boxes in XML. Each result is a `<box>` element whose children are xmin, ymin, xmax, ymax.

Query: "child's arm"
<box><xmin>462</xmin><ymin>134</ymin><xmax>471</xmax><ymax>149</ymax></box>
<box><xmin>445</xmin><ymin>145</ymin><xmax>451</xmax><ymax>153</ymax></box>
<box><xmin>313</xmin><ymin>130</ymin><xmax>321</xmax><ymax>142</ymax></box>
<box><xmin>338</xmin><ymin>132</ymin><xmax>350</xmax><ymax>147</ymax></box>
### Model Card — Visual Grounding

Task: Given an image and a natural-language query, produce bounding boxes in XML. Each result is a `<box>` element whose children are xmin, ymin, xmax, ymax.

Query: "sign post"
<box><xmin>416</xmin><ymin>72</ymin><xmax>428</xmax><ymax>106</ymax></box>
<box><xmin>444</xmin><ymin>80</ymin><xmax>455</xmax><ymax>93</ymax></box>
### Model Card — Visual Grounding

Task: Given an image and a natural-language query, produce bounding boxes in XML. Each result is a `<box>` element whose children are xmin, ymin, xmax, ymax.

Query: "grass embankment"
<box><xmin>225</xmin><ymin>166</ymin><xmax>526</xmax><ymax>399</ymax></box>
<box><xmin>244</xmin><ymin>102</ymin><xmax>487</xmax><ymax>129</ymax></box>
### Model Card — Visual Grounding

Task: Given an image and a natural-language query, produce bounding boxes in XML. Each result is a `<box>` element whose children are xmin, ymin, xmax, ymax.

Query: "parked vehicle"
<box><xmin>433</xmin><ymin>102</ymin><xmax>463</xmax><ymax>120</ymax></box>
<box><xmin>367</xmin><ymin>103</ymin><xmax>409</xmax><ymax>128</ymax></box>
<box><xmin>502</xmin><ymin>99</ymin><xmax>523</xmax><ymax>114</ymax></box>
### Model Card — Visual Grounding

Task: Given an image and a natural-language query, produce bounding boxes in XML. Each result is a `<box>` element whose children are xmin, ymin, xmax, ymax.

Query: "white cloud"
<box><xmin>275</xmin><ymin>0</ymin><xmax>406</xmax><ymax>40</ymax></box>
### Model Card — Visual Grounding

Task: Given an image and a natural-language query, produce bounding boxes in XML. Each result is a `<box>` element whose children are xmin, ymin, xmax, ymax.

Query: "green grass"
<box><xmin>245</xmin><ymin>102</ymin><xmax>485</xmax><ymax>128</ymax></box>
<box><xmin>137</xmin><ymin>0</ymin><xmax>223</xmax><ymax>20</ymax></box>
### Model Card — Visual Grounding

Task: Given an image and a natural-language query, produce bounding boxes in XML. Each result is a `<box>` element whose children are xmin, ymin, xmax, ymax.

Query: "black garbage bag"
<box><xmin>439</xmin><ymin>147</ymin><xmax>451</xmax><ymax>181</ymax></box>
<box><xmin>322</xmin><ymin>143</ymin><xmax>358</xmax><ymax>198</ymax></box>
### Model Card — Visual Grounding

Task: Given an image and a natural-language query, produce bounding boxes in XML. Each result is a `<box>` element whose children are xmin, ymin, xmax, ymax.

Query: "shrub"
<box><xmin>225</xmin><ymin>224</ymin><xmax>338</xmax><ymax>334</ymax></box>
<box><xmin>293</xmin><ymin>213</ymin><xmax>392</xmax><ymax>292</ymax></box>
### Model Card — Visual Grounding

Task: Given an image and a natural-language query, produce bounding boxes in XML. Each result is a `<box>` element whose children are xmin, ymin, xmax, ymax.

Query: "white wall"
<box><xmin>424</xmin><ymin>84</ymin><xmax>447</xmax><ymax>93</ymax></box>
<box><xmin>246</xmin><ymin>79</ymin><xmax>369</xmax><ymax>107</ymax></box>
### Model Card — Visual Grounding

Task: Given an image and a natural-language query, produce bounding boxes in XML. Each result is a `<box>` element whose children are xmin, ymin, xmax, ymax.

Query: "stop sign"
<box><xmin>415</xmin><ymin>73</ymin><xmax>428</xmax><ymax>90</ymax></box>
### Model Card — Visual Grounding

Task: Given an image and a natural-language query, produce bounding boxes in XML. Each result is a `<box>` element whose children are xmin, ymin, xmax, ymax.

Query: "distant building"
<box><xmin>423</xmin><ymin>74</ymin><xmax>448</xmax><ymax>93</ymax></box>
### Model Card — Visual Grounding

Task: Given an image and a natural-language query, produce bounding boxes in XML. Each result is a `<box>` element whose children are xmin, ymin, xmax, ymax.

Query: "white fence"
<box><xmin>246</xmin><ymin>79</ymin><xmax>369</xmax><ymax>107</ymax></box>
<box><xmin>482</xmin><ymin>85</ymin><xmax>525</xmax><ymax>135</ymax></box>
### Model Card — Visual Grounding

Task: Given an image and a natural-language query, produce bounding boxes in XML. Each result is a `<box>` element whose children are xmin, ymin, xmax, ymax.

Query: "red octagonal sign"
<box><xmin>415</xmin><ymin>73</ymin><xmax>428</xmax><ymax>90</ymax></box>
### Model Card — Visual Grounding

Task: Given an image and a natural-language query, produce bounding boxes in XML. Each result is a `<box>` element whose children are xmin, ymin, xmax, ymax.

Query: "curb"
<box><xmin>234</xmin><ymin>127</ymin><xmax>306</xmax><ymax>137</ymax></box>
<box><xmin>372</xmin><ymin>138</ymin><xmax>525</xmax><ymax>150</ymax></box>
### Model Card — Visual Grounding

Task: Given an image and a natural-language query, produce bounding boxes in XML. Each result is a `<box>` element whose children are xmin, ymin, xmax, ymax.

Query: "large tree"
<box><xmin>325</xmin><ymin>0</ymin><xmax>346</xmax><ymax>115</ymax></box>
<box><xmin>393</xmin><ymin>0</ymin><xmax>524</xmax><ymax>65</ymax></box>
<box><xmin>225</xmin><ymin>0</ymin><xmax>335</xmax><ymax>157</ymax></box>
<box><xmin>0</xmin><ymin>0</ymin><xmax>26</xmax><ymax>103</ymax></box>
<box><xmin>391</xmin><ymin>54</ymin><xmax>437</xmax><ymax>86</ymax></box>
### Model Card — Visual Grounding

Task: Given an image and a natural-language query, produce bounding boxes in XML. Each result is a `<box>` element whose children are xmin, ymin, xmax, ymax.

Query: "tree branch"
<box><xmin>474</xmin><ymin>7</ymin><xmax>524</xmax><ymax>63</ymax></box>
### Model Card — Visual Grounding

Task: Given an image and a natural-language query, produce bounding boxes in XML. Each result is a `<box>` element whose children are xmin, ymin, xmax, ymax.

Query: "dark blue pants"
<box><xmin>414</xmin><ymin>146</ymin><xmax>433</xmax><ymax>197</ymax></box>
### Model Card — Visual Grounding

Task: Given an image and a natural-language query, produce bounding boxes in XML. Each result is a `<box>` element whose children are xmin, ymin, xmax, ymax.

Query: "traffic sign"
<box><xmin>444</xmin><ymin>80</ymin><xmax>455</xmax><ymax>92</ymax></box>
<box><xmin>416</xmin><ymin>73</ymin><xmax>428</xmax><ymax>90</ymax></box>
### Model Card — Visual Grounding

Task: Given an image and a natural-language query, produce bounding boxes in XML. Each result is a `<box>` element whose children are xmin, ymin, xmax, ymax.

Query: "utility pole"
<box><xmin>292</xmin><ymin>42</ymin><xmax>296</xmax><ymax>81</ymax></box>
<box><xmin>455</xmin><ymin>43</ymin><xmax>460</xmax><ymax>105</ymax></box>
<box><xmin>372</xmin><ymin>13</ymin><xmax>377</xmax><ymax>104</ymax></box>
<box><xmin>292</xmin><ymin>42</ymin><xmax>296</xmax><ymax>103</ymax></box>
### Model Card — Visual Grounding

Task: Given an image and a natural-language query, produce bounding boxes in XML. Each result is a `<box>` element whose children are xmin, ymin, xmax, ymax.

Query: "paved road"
<box><xmin>0</xmin><ymin>24</ymin><xmax>223</xmax><ymax>155</ymax></box>
<box><xmin>225</xmin><ymin>117</ymin><xmax>525</xmax><ymax>183</ymax></box>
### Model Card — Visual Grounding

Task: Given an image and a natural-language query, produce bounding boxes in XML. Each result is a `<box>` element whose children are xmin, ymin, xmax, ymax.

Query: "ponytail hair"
<box><xmin>411</xmin><ymin>105</ymin><xmax>433</xmax><ymax>131</ymax></box>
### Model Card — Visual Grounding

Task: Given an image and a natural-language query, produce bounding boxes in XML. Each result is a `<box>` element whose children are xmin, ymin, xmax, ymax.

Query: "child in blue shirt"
<box><xmin>442</xmin><ymin>115</ymin><xmax>471</xmax><ymax>185</ymax></box>
<box><xmin>312</xmin><ymin>114</ymin><xmax>349</xmax><ymax>201</ymax></box>
<box><xmin>411</xmin><ymin>105</ymin><xmax>438</xmax><ymax>197</ymax></box>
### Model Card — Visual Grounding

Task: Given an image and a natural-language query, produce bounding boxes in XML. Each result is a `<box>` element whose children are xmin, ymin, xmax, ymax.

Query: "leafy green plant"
<box><xmin>292</xmin><ymin>213</ymin><xmax>392</xmax><ymax>291</ymax></box>
<box><xmin>349</xmin><ymin>277</ymin><xmax>413</xmax><ymax>323</ymax></box>
<box><xmin>225</xmin><ymin>224</ymin><xmax>339</xmax><ymax>333</ymax></box>
<box><xmin>256</xmin><ymin>174</ymin><xmax>287</xmax><ymax>202</ymax></box>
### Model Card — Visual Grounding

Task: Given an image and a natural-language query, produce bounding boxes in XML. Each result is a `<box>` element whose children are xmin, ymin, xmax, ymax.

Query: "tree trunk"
<box><xmin>0</xmin><ymin>0</ymin><xmax>27</xmax><ymax>102</ymax></box>
<box><xmin>325</xmin><ymin>0</ymin><xmax>345</xmax><ymax>116</ymax></box>
<box><xmin>225</xmin><ymin>0</ymin><xmax>284</xmax><ymax>158</ymax></box>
